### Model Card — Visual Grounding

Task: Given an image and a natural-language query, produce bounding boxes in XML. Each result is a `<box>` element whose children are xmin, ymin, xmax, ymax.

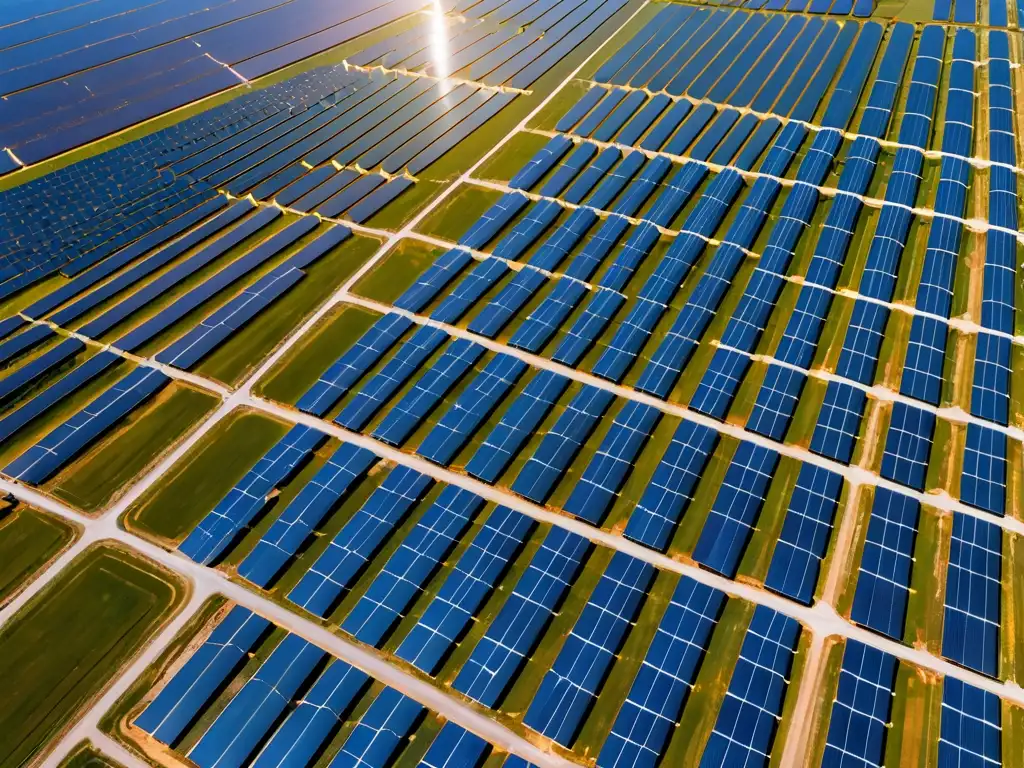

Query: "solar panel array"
<box><xmin>7</xmin><ymin>4</ymin><xmax>1024</xmax><ymax>767</ymax></box>
<box><xmin>133</xmin><ymin>606</ymin><xmax>526</xmax><ymax>768</ymax></box>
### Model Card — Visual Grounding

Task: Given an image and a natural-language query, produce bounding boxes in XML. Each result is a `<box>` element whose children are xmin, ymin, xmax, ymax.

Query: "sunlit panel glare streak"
<box><xmin>430</xmin><ymin>0</ymin><xmax>455</xmax><ymax>105</ymax></box>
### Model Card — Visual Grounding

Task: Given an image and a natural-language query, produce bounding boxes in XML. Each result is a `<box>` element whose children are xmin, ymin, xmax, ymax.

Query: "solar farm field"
<box><xmin>1</xmin><ymin>0</ymin><xmax>1024</xmax><ymax>766</ymax></box>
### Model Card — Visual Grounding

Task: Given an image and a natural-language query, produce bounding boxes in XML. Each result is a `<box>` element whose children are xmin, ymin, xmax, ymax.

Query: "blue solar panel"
<box><xmin>563</xmin><ymin>401</ymin><xmax>661</xmax><ymax>525</ymax></box>
<box><xmin>692</xmin><ymin>442</ymin><xmax>780</xmax><ymax>578</ymax></box>
<box><xmin>416</xmin><ymin>723</ymin><xmax>490</xmax><ymax>768</ymax></box>
<box><xmin>288</xmin><ymin>466</ymin><xmax>433</xmax><ymax>617</ymax></box>
<box><xmin>491</xmin><ymin>201</ymin><xmax>563</xmax><ymax>261</ymax></box>
<box><xmin>597</xmin><ymin>577</ymin><xmax>725</xmax><ymax>768</ymax></box>
<box><xmin>625</xmin><ymin>419</ymin><xmax>718</xmax><ymax>552</ymax></box>
<box><xmin>417</xmin><ymin>353</ymin><xmax>528</xmax><ymax>466</ymax></box>
<box><xmin>431</xmin><ymin>259</ymin><xmax>510</xmax><ymax>325</ymax></box>
<box><xmin>699</xmin><ymin>607</ymin><xmax>800</xmax><ymax>768</ymax></box>
<box><xmin>525</xmin><ymin>552</ymin><xmax>654</xmax><ymax>746</ymax></box>
<box><xmin>552</xmin><ymin>288</ymin><xmax>626</xmax><ymax>367</ymax></box>
<box><xmin>298</xmin><ymin>313</ymin><xmax>413</xmax><ymax>417</ymax></box>
<box><xmin>880</xmin><ymin>402</ymin><xmax>934</xmax><ymax>491</ymax></box>
<box><xmin>764</xmin><ymin>465</ymin><xmax>844</xmax><ymax>605</ymax></box>
<box><xmin>238</xmin><ymin>441</ymin><xmax>379</xmax><ymax>588</ymax></box>
<box><xmin>469</xmin><ymin>269</ymin><xmax>549</xmax><ymax>339</ymax></box>
<box><xmin>372</xmin><ymin>338</ymin><xmax>485</xmax><ymax>447</ymax></box>
<box><xmin>342</xmin><ymin>486</ymin><xmax>486</xmax><ymax>646</ymax></box>
<box><xmin>329</xmin><ymin>687</ymin><xmax>424</xmax><ymax>768</ymax></box>
<box><xmin>466</xmin><ymin>370</ymin><xmax>571</xmax><ymax>483</ymax></box>
<box><xmin>459</xmin><ymin>193</ymin><xmax>530</xmax><ymax>250</ymax></box>
<box><xmin>188</xmin><ymin>634</ymin><xmax>325</xmax><ymax>768</ymax></box>
<box><xmin>335</xmin><ymin>326</ymin><xmax>449</xmax><ymax>431</ymax></box>
<box><xmin>453</xmin><ymin>526</ymin><xmax>590</xmax><ymax>707</ymax></box>
<box><xmin>250</xmin><ymin>659</ymin><xmax>369</xmax><ymax>768</ymax></box>
<box><xmin>971</xmin><ymin>333</ymin><xmax>1010</xmax><ymax>427</ymax></box>
<box><xmin>508</xmin><ymin>279</ymin><xmax>589</xmax><ymax>353</ymax></box>
<box><xmin>395</xmin><ymin>249</ymin><xmax>475</xmax><ymax>314</ymax></box>
<box><xmin>809</xmin><ymin>382</ymin><xmax>866</xmax><ymax>464</ymax></box>
<box><xmin>396</xmin><ymin>506</ymin><xmax>535</xmax><ymax>675</ymax></box>
<box><xmin>4</xmin><ymin>365</ymin><xmax>170</xmax><ymax>485</ymax></box>
<box><xmin>943</xmin><ymin>512</ymin><xmax>1001</xmax><ymax>678</ymax></box>
<box><xmin>745</xmin><ymin>366</ymin><xmax>807</xmax><ymax>443</ymax></box>
<box><xmin>850</xmin><ymin>487</ymin><xmax>920</xmax><ymax>640</ymax></box>
<box><xmin>822</xmin><ymin>640</ymin><xmax>897</xmax><ymax>768</ymax></box>
<box><xmin>180</xmin><ymin>425</ymin><xmax>327</xmax><ymax>565</ymax></box>
<box><xmin>960</xmin><ymin>423</ymin><xmax>1006</xmax><ymax>517</ymax></box>
<box><xmin>938</xmin><ymin>678</ymin><xmax>1001</xmax><ymax>766</ymax></box>
<box><xmin>554</xmin><ymin>90</ymin><xmax>606</xmax><ymax>135</ymax></box>
<box><xmin>135</xmin><ymin>607</ymin><xmax>270</xmax><ymax>746</ymax></box>
<box><xmin>540</xmin><ymin>143</ymin><xmax>600</xmax><ymax>198</ymax></box>
<box><xmin>511</xmin><ymin>385</ymin><xmax>616</xmax><ymax>504</ymax></box>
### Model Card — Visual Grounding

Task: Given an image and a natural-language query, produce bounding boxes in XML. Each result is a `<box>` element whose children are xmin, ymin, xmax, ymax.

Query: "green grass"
<box><xmin>1005</xmin><ymin>700</ymin><xmax>1024</xmax><ymax>768</ymax></box>
<box><xmin>124</xmin><ymin>409</ymin><xmax>289</xmax><ymax>543</ymax></box>
<box><xmin>883</xmin><ymin>664</ymin><xmax>941</xmax><ymax>768</ymax></box>
<box><xmin>415</xmin><ymin>185</ymin><xmax>503</xmax><ymax>243</ymax></box>
<box><xmin>352</xmin><ymin>239</ymin><xmax>446</xmax><ymax>306</ymax></box>
<box><xmin>0</xmin><ymin>506</ymin><xmax>76</xmax><ymax>605</ymax></box>
<box><xmin>475</xmin><ymin>133</ymin><xmax>554</xmax><ymax>183</ymax></box>
<box><xmin>0</xmin><ymin>544</ymin><xmax>184</xmax><ymax>768</ymax></box>
<box><xmin>194</xmin><ymin>232</ymin><xmax>381</xmax><ymax>385</ymax></box>
<box><xmin>59</xmin><ymin>741</ymin><xmax>125</xmax><ymax>768</ymax></box>
<box><xmin>903</xmin><ymin>507</ymin><xmax>948</xmax><ymax>654</ymax></box>
<box><xmin>254</xmin><ymin>304</ymin><xmax>383</xmax><ymax>406</ymax></box>
<box><xmin>48</xmin><ymin>384</ymin><xmax>218</xmax><ymax>513</ymax></box>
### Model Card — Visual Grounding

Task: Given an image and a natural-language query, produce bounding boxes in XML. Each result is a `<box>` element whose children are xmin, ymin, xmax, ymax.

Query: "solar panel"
<box><xmin>4</xmin><ymin>364</ymin><xmax>171</xmax><ymax>485</ymax></box>
<box><xmin>329</xmin><ymin>687</ymin><xmax>424</xmax><ymax>768</ymax></box>
<box><xmin>238</xmin><ymin>441</ymin><xmax>379</xmax><ymax>588</ymax></box>
<box><xmin>453</xmin><ymin>526</ymin><xmax>591</xmax><ymax>707</ymax></box>
<box><xmin>135</xmin><ymin>607</ymin><xmax>271</xmax><ymax>746</ymax></box>
<box><xmin>430</xmin><ymin>259</ymin><xmax>510</xmax><ymax>325</ymax></box>
<box><xmin>880</xmin><ymin>402</ymin><xmax>934</xmax><ymax>491</ymax></box>
<box><xmin>416</xmin><ymin>723</ymin><xmax>491</xmax><ymax>768</ymax></box>
<box><xmin>0</xmin><ymin>350</ymin><xmax>122</xmax><ymax>445</ymax></box>
<box><xmin>396</xmin><ymin>506</ymin><xmax>535</xmax><ymax>675</ymax></box>
<box><xmin>699</xmin><ymin>607</ymin><xmax>800</xmax><ymax>768</ymax></box>
<box><xmin>552</xmin><ymin>288</ymin><xmax>626</xmax><ymax>367</ymax></box>
<box><xmin>417</xmin><ymin>353</ymin><xmax>528</xmax><ymax>466</ymax></box>
<box><xmin>942</xmin><ymin>512</ymin><xmax>1001</xmax><ymax>678</ymax></box>
<box><xmin>938</xmin><ymin>678</ymin><xmax>1001</xmax><ymax>767</ymax></box>
<box><xmin>764</xmin><ymin>464</ymin><xmax>844</xmax><ymax>605</ymax></box>
<box><xmin>524</xmin><ymin>552</ymin><xmax>655</xmax><ymax>745</ymax></box>
<box><xmin>188</xmin><ymin>634</ymin><xmax>325</xmax><ymax>768</ymax></box>
<box><xmin>692</xmin><ymin>442</ymin><xmax>780</xmax><ymax>578</ymax></box>
<box><xmin>342</xmin><ymin>486</ymin><xmax>486</xmax><ymax>646</ymax></box>
<box><xmin>625</xmin><ymin>419</ymin><xmax>719</xmax><ymax>552</ymax></box>
<box><xmin>508</xmin><ymin>279</ymin><xmax>588</xmax><ymax>353</ymax></box>
<box><xmin>372</xmin><ymin>338</ymin><xmax>486</xmax><ymax>447</ymax></box>
<box><xmin>288</xmin><ymin>466</ymin><xmax>433</xmax><ymax>617</ymax></box>
<box><xmin>298</xmin><ymin>313</ymin><xmax>413</xmax><ymax>417</ymax></box>
<box><xmin>466</xmin><ymin>369</ymin><xmax>571</xmax><ymax>483</ymax></box>
<box><xmin>180</xmin><ymin>425</ymin><xmax>328</xmax><ymax>565</ymax></box>
<box><xmin>960</xmin><ymin>423</ymin><xmax>1006</xmax><ymax>517</ymax></box>
<box><xmin>511</xmin><ymin>384</ymin><xmax>616</xmax><ymax>504</ymax></box>
<box><xmin>335</xmin><ymin>326</ymin><xmax>449</xmax><ymax>431</ymax></box>
<box><xmin>458</xmin><ymin>193</ymin><xmax>530</xmax><ymax>250</ymax></box>
<box><xmin>971</xmin><ymin>333</ymin><xmax>1011</xmax><ymax>427</ymax></box>
<box><xmin>809</xmin><ymin>382</ymin><xmax>866</xmax><ymax>464</ymax></box>
<box><xmin>821</xmin><ymin>640</ymin><xmax>896</xmax><ymax>768</ymax></box>
<box><xmin>597</xmin><ymin>577</ymin><xmax>726</xmax><ymax>768</ymax></box>
<box><xmin>251</xmin><ymin>659</ymin><xmax>369</xmax><ymax>768</ymax></box>
<box><xmin>563</xmin><ymin>401</ymin><xmax>661</xmax><ymax>525</ymax></box>
<box><xmin>850</xmin><ymin>487</ymin><xmax>920</xmax><ymax>640</ymax></box>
